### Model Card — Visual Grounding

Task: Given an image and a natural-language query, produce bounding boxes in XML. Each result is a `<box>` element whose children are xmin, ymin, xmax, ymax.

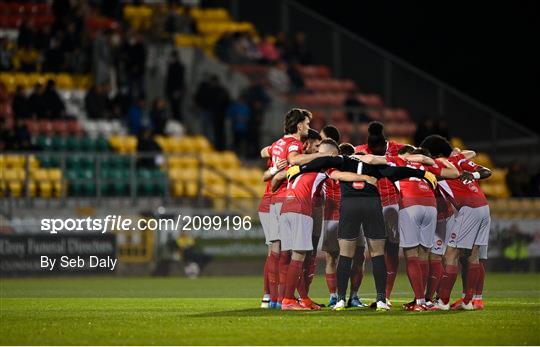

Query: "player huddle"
<box><xmin>257</xmin><ymin>108</ymin><xmax>491</xmax><ymax>311</ymax></box>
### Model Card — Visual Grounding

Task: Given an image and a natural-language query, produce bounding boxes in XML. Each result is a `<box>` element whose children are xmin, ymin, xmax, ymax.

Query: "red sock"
<box><xmin>406</xmin><ymin>256</ymin><xmax>424</xmax><ymax>300</ymax></box>
<box><xmin>263</xmin><ymin>256</ymin><xmax>270</xmax><ymax>295</ymax></box>
<box><xmin>476</xmin><ymin>259</ymin><xmax>486</xmax><ymax>296</ymax></box>
<box><xmin>463</xmin><ymin>263</ymin><xmax>481</xmax><ymax>304</ymax></box>
<box><xmin>419</xmin><ymin>259</ymin><xmax>429</xmax><ymax>290</ymax></box>
<box><xmin>285</xmin><ymin>259</ymin><xmax>304</xmax><ymax>300</ymax></box>
<box><xmin>325</xmin><ymin>273</ymin><xmax>337</xmax><ymax>294</ymax></box>
<box><xmin>278</xmin><ymin>251</ymin><xmax>291</xmax><ymax>302</ymax></box>
<box><xmin>385</xmin><ymin>243</ymin><xmax>399</xmax><ymax>299</ymax></box>
<box><xmin>438</xmin><ymin>264</ymin><xmax>459</xmax><ymax>304</ymax></box>
<box><xmin>268</xmin><ymin>251</ymin><xmax>280</xmax><ymax>301</ymax></box>
<box><xmin>426</xmin><ymin>258</ymin><xmax>444</xmax><ymax>301</ymax></box>
<box><xmin>304</xmin><ymin>253</ymin><xmax>317</xmax><ymax>295</ymax></box>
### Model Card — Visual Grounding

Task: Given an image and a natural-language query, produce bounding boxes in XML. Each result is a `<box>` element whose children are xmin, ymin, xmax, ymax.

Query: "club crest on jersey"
<box><xmin>417</xmin><ymin>181</ymin><xmax>430</xmax><ymax>191</ymax></box>
<box><xmin>353</xmin><ymin>181</ymin><xmax>365</xmax><ymax>189</ymax></box>
<box><xmin>468</xmin><ymin>184</ymin><xmax>479</xmax><ymax>193</ymax></box>
<box><xmin>450</xmin><ymin>232</ymin><xmax>457</xmax><ymax>240</ymax></box>
<box><xmin>437</xmin><ymin>240</ymin><xmax>443</xmax><ymax>246</ymax></box>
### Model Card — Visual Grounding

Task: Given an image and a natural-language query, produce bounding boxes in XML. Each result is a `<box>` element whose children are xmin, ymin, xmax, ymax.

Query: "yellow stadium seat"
<box><xmin>31</xmin><ymin>169</ymin><xmax>48</xmax><ymax>181</ymax></box>
<box><xmin>56</xmin><ymin>73</ymin><xmax>73</xmax><ymax>89</ymax></box>
<box><xmin>171</xmin><ymin>181</ymin><xmax>184</xmax><ymax>197</ymax></box>
<box><xmin>8</xmin><ymin>181</ymin><xmax>23</xmax><ymax>197</ymax></box>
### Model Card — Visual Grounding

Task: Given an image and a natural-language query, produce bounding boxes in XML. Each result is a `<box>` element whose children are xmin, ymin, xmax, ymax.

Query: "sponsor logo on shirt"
<box><xmin>352</xmin><ymin>181</ymin><xmax>365</xmax><ymax>190</ymax></box>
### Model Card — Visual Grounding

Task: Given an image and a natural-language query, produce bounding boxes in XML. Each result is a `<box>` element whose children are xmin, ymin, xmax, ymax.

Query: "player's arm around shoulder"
<box><xmin>288</xmin><ymin>151</ymin><xmax>327</xmax><ymax>166</ymax></box>
<box><xmin>271</xmin><ymin>170</ymin><xmax>287</xmax><ymax>193</ymax></box>
<box><xmin>262</xmin><ymin>158</ymin><xmax>288</xmax><ymax>182</ymax></box>
<box><xmin>329</xmin><ymin>170</ymin><xmax>378</xmax><ymax>186</ymax></box>
<box><xmin>435</xmin><ymin>158</ymin><xmax>460</xmax><ymax>179</ymax></box>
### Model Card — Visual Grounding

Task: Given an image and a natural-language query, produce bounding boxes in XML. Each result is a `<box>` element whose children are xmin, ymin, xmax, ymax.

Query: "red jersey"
<box><xmin>258</xmin><ymin>158</ymin><xmax>273</xmax><ymax>213</ymax></box>
<box><xmin>270</xmin><ymin>135</ymin><xmax>303</xmax><ymax>204</ymax></box>
<box><xmin>280</xmin><ymin>172</ymin><xmax>327</xmax><ymax>217</ymax></box>
<box><xmin>323</xmin><ymin>173</ymin><xmax>340</xmax><ymax>221</ymax></box>
<box><xmin>355</xmin><ymin>140</ymin><xmax>404</xmax><ymax>206</ymax></box>
<box><xmin>386</xmin><ymin>156</ymin><xmax>443</xmax><ymax>208</ymax></box>
<box><xmin>437</xmin><ymin>154</ymin><xmax>488</xmax><ymax>209</ymax></box>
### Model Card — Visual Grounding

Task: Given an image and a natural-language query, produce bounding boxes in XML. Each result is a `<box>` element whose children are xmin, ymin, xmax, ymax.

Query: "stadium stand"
<box><xmin>0</xmin><ymin>0</ymin><xmax>537</xmax><ymax>217</ymax></box>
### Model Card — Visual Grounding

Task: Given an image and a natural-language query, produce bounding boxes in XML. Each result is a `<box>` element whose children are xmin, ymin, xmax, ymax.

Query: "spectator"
<box><xmin>12</xmin><ymin>86</ymin><xmax>29</xmax><ymax>119</ymax></box>
<box><xmin>12</xmin><ymin>119</ymin><xmax>33</xmax><ymax>151</ymax></box>
<box><xmin>229</xmin><ymin>32</ymin><xmax>258</xmax><ymax>64</ymax></box>
<box><xmin>61</xmin><ymin>22</ymin><xmax>79</xmax><ymax>53</ymax></box>
<box><xmin>194</xmin><ymin>76</ymin><xmax>230</xmax><ymax>150</ymax></box>
<box><xmin>268</xmin><ymin>61</ymin><xmax>290</xmax><ymax>93</ymax></box>
<box><xmin>344</xmin><ymin>90</ymin><xmax>369</xmax><ymax>123</ymax></box>
<box><xmin>12</xmin><ymin>45</ymin><xmax>39</xmax><ymax>72</ymax></box>
<box><xmin>92</xmin><ymin>30</ymin><xmax>112</xmax><ymax>86</ymax></box>
<box><xmin>258</xmin><ymin>35</ymin><xmax>280</xmax><ymax>64</ymax></box>
<box><xmin>43</xmin><ymin>35</ymin><xmax>65</xmax><ymax>72</ymax></box>
<box><xmin>150</xmin><ymin>98</ymin><xmax>168</xmax><ymax>135</ymax></box>
<box><xmin>136</xmin><ymin>128</ymin><xmax>161</xmax><ymax>168</ymax></box>
<box><xmin>17</xmin><ymin>21</ymin><xmax>34</xmax><ymax>48</ymax></box>
<box><xmin>274</xmin><ymin>31</ymin><xmax>290</xmax><ymax>58</ymax></box>
<box><xmin>506</xmin><ymin>162</ymin><xmax>531</xmax><ymax>197</ymax></box>
<box><xmin>42</xmin><ymin>80</ymin><xmax>66</xmax><ymax>119</ymax></box>
<box><xmin>287</xmin><ymin>62</ymin><xmax>305</xmax><ymax>93</ymax></box>
<box><xmin>127</xmin><ymin>98</ymin><xmax>146</xmax><ymax>135</ymax></box>
<box><xmin>165</xmin><ymin>50</ymin><xmax>185</xmax><ymax>122</ymax></box>
<box><xmin>241</xmin><ymin>79</ymin><xmax>271</xmax><ymax>158</ymax></box>
<box><xmin>227</xmin><ymin>96</ymin><xmax>251</xmax><ymax>158</ymax></box>
<box><xmin>85</xmin><ymin>84</ymin><xmax>108</xmax><ymax>119</ymax></box>
<box><xmin>0</xmin><ymin>117</ymin><xmax>14</xmax><ymax>151</ymax></box>
<box><xmin>0</xmin><ymin>38</ymin><xmax>14</xmax><ymax>71</ymax></box>
<box><xmin>165</xmin><ymin>5</ymin><xmax>196</xmax><ymax>35</ymax></box>
<box><xmin>34</xmin><ymin>26</ymin><xmax>52</xmax><ymax>52</ymax></box>
<box><xmin>28</xmin><ymin>83</ymin><xmax>45</xmax><ymax>118</ymax></box>
<box><xmin>66</xmin><ymin>46</ymin><xmax>89</xmax><ymax>74</ymax></box>
<box><xmin>124</xmin><ymin>31</ymin><xmax>147</xmax><ymax>99</ymax></box>
<box><xmin>214</xmin><ymin>33</ymin><xmax>234</xmax><ymax>63</ymax></box>
<box><xmin>287</xmin><ymin>32</ymin><xmax>311</xmax><ymax>64</ymax></box>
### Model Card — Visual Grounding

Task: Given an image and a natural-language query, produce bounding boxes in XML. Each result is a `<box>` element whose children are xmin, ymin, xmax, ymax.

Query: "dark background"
<box><xmin>297</xmin><ymin>0</ymin><xmax>539</xmax><ymax>132</ymax></box>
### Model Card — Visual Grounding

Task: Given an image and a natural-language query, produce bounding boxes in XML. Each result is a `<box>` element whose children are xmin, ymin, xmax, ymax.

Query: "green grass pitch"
<box><xmin>1</xmin><ymin>273</ymin><xmax>539</xmax><ymax>345</ymax></box>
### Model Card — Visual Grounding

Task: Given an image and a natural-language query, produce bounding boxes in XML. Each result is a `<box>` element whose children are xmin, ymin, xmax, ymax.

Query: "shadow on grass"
<box><xmin>190</xmin><ymin>307</ymin><xmax>467</xmax><ymax>318</ymax></box>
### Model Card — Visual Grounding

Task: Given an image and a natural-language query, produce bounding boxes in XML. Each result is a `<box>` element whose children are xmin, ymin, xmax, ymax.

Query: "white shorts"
<box><xmin>448</xmin><ymin>205</ymin><xmax>491</xmax><ymax>250</ymax></box>
<box><xmin>399</xmin><ymin>205</ymin><xmax>437</xmax><ymax>249</ymax></box>
<box><xmin>279</xmin><ymin>212</ymin><xmax>313</xmax><ymax>252</ymax></box>
<box><xmin>383</xmin><ymin>204</ymin><xmax>400</xmax><ymax>244</ymax></box>
<box><xmin>258</xmin><ymin>211</ymin><xmax>272</xmax><ymax>245</ymax></box>
<box><xmin>267</xmin><ymin>202</ymin><xmax>283</xmax><ymax>242</ymax></box>
<box><xmin>321</xmin><ymin>220</ymin><xmax>339</xmax><ymax>252</ymax></box>
<box><xmin>479</xmin><ymin>245</ymin><xmax>488</xmax><ymax>260</ymax></box>
<box><xmin>431</xmin><ymin>215</ymin><xmax>456</xmax><ymax>256</ymax></box>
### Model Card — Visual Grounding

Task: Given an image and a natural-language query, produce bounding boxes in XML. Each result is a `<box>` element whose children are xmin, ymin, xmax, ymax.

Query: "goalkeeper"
<box><xmin>287</xmin><ymin>155</ymin><xmax>437</xmax><ymax>311</ymax></box>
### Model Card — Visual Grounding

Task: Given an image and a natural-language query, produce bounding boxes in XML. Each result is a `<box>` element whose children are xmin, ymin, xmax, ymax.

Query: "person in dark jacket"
<box><xmin>42</xmin><ymin>79</ymin><xmax>65</xmax><ymax>119</ymax></box>
<box><xmin>164</xmin><ymin>50</ymin><xmax>185</xmax><ymax>122</ymax></box>
<box><xmin>194</xmin><ymin>75</ymin><xmax>230</xmax><ymax>150</ymax></box>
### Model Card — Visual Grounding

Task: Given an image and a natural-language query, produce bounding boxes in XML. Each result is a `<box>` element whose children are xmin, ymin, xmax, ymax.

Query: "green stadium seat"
<box><xmin>35</xmin><ymin>135</ymin><xmax>53</xmax><ymax>151</ymax></box>
<box><xmin>79</xmin><ymin>136</ymin><xmax>95</xmax><ymax>151</ymax></box>
<box><xmin>51</xmin><ymin>136</ymin><xmax>67</xmax><ymax>151</ymax></box>
<box><xmin>95</xmin><ymin>137</ymin><xmax>110</xmax><ymax>152</ymax></box>
<box><xmin>66</xmin><ymin>137</ymin><xmax>81</xmax><ymax>151</ymax></box>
